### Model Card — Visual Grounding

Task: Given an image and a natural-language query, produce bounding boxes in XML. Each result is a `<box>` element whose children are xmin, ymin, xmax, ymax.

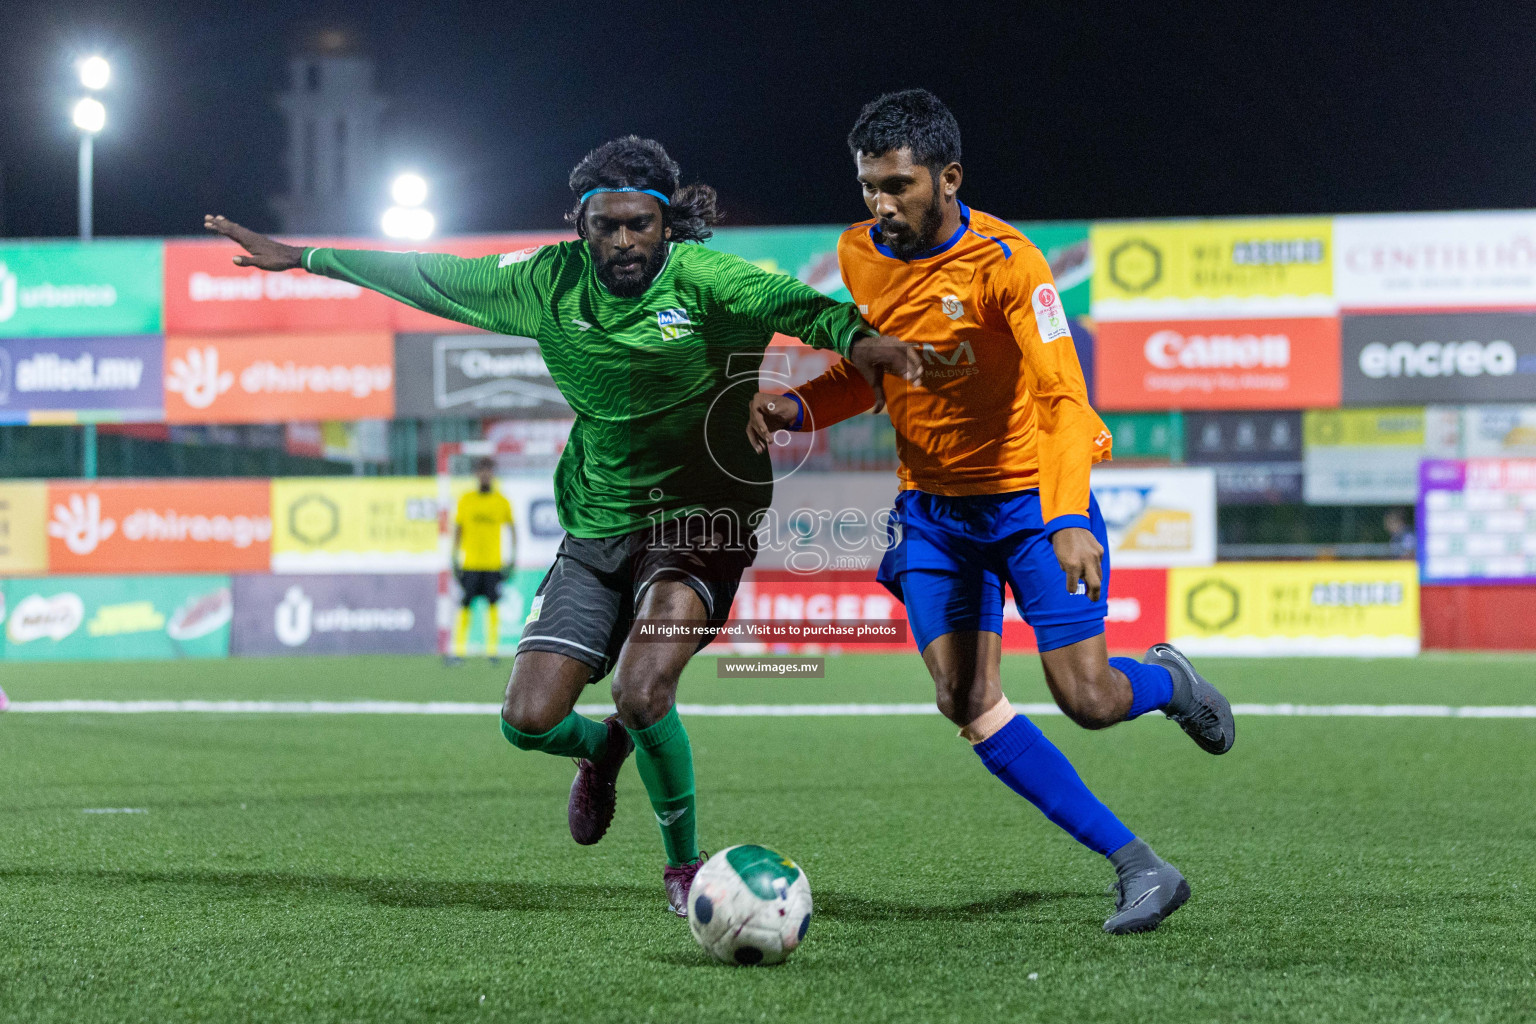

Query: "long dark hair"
<box><xmin>566</xmin><ymin>135</ymin><xmax>720</xmax><ymax>242</ymax></box>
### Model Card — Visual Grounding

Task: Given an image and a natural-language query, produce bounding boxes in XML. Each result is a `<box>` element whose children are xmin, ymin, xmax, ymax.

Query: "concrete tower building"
<box><xmin>271</xmin><ymin>29</ymin><xmax>388</xmax><ymax>235</ymax></box>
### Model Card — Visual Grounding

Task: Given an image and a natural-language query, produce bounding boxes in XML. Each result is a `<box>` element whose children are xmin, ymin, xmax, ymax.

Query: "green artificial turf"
<box><xmin>1</xmin><ymin>654</ymin><xmax>1533</xmax><ymax>1022</ymax></box>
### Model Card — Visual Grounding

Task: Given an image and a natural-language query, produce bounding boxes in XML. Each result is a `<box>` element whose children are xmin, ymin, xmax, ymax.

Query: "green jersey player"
<box><xmin>206</xmin><ymin>136</ymin><xmax>919</xmax><ymax>916</ymax></box>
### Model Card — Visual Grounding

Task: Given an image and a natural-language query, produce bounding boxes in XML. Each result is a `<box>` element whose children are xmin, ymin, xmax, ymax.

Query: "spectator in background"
<box><xmin>1385</xmin><ymin>508</ymin><xmax>1416</xmax><ymax>559</ymax></box>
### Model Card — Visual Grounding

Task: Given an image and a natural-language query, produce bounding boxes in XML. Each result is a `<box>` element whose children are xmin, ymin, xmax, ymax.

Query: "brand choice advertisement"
<box><xmin>230</xmin><ymin>574</ymin><xmax>438</xmax><ymax>656</ymax></box>
<box><xmin>163</xmin><ymin>234</ymin><xmax>572</xmax><ymax>334</ymax></box>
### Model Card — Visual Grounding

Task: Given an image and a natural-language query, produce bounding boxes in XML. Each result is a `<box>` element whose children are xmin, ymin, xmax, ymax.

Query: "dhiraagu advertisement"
<box><xmin>2</xmin><ymin>573</ymin><xmax>232</xmax><ymax>661</ymax></box>
<box><xmin>1167</xmin><ymin>561</ymin><xmax>1419</xmax><ymax>656</ymax></box>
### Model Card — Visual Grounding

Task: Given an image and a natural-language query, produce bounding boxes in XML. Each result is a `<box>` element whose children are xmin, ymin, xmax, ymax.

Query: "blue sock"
<box><xmin>1111</xmin><ymin>657</ymin><xmax>1174</xmax><ymax>719</ymax></box>
<box><xmin>974</xmin><ymin>715</ymin><xmax>1135</xmax><ymax>857</ymax></box>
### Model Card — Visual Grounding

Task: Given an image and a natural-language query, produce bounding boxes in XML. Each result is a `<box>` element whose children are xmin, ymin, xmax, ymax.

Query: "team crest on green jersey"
<box><xmin>657</xmin><ymin>307</ymin><xmax>694</xmax><ymax>341</ymax></box>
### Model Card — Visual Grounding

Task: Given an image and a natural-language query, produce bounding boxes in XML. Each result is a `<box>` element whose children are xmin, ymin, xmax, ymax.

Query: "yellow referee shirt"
<box><xmin>454</xmin><ymin>488</ymin><xmax>515</xmax><ymax>571</ymax></box>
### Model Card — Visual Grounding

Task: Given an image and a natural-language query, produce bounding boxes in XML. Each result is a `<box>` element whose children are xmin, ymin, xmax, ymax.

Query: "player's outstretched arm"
<box><xmin>204</xmin><ymin>214</ymin><xmax>549</xmax><ymax>336</ymax></box>
<box><xmin>204</xmin><ymin>215</ymin><xmax>303</xmax><ymax>270</ymax></box>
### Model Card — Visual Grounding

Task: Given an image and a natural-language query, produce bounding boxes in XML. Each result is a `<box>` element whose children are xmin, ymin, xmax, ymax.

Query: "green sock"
<box><xmin>627</xmin><ymin>707</ymin><xmax>699</xmax><ymax>866</ymax></box>
<box><xmin>500</xmin><ymin>712</ymin><xmax>609</xmax><ymax>760</ymax></box>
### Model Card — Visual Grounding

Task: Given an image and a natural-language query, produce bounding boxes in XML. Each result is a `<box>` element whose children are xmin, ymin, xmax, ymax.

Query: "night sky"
<box><xmin>4</xmin><ymin>2</ymin><xmax>1535</xmax><ymax>239</ymax></box>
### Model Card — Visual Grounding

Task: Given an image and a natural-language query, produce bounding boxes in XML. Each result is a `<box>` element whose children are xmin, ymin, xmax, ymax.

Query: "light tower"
<box><xmin>271</xmin><ymin>28</ymin><xmax>388</xmax><ymax>234</ymax></box>
<box><xmin>73</xmin><ymin>56</ymin><xmax>109</xmax><ymax>241</ymax></box>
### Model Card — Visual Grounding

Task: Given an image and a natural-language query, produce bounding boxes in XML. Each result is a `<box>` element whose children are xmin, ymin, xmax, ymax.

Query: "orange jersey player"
<box><xmin>749</xmin><ymin>90</ymin><xmax>1236</xmax><ymax>934</ymax></box>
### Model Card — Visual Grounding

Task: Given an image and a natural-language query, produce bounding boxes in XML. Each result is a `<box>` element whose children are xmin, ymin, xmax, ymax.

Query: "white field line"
<box><xmin>5</xmin><ymin>700</ymin><xmax>1536</xmax><ymax>719</ymax></box>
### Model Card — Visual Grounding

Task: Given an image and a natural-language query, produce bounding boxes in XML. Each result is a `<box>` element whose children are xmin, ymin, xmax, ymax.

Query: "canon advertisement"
<box><xmin>1342</xmin><ymin>313</ymin><xmax>1536</xmax><ymax>404</ymax></box>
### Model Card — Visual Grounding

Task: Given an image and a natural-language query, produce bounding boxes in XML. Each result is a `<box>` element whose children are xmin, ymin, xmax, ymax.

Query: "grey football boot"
<box><xmin>1145</xmin><ymin>643</ymin><xmax>1235</xmax><ymax>755</ymax></box>
<box><xmin>1103</xmin><ymin>840</ymin><xmax>1191</xmax><ymax>934</ymax></box>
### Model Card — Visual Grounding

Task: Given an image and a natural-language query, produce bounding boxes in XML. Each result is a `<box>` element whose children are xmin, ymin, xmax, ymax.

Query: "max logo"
<box><xmin>657</xmin><ymin>307</ymin><xmax>694</xmax><ymax>341</ymax></box>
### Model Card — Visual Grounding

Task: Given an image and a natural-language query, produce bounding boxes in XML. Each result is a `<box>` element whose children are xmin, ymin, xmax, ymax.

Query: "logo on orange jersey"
<box><xmin>920</xmin><ymin>341</ymin><xmax>976</xmax><ymax>366</ymax></box>
<box><xmin>941</xmin><ymin>294</ymin><xmax>964</xmax><ymax>320</ymax></box>
<box><xmin>1031</xmin><ymin>284</ymin><xmax>1073</xmax><ymax>343</ymax></box>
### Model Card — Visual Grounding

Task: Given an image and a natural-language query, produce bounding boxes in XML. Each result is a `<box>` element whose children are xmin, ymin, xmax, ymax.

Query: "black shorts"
<box><xmin>516</xmin><ymin>515</ymin><xmax>756</xmax><ymax>682</ymax></box>
<box><xmin>459</xmin><ymin>570</ymin><xmax>503</xmax><ymax>604</ymax></box>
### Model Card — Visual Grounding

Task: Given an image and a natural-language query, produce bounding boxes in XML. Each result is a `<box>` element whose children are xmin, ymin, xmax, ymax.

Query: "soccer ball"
<box><xmin>687</xmin><ymin>845</ymin><xmax>812</xmax><ymax>966</ymax></box>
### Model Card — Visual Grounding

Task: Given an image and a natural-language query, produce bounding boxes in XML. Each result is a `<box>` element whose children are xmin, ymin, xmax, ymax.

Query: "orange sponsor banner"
<box><xmin>163</xmin><ymin>332</ymin><xmax>395</xmax><ymax>423</ymax></box>
<box><xmin>163</xmin><ymin>237</ymin><xmax>397</xmax><ymax>333</ymax></box>
<box><xmin>1095</xmin><ymin>317</ymin><xmax>1341</xmax><ymax>411</ymax></box>
<box><xmin>163</xmin><ymin>234</ymin><xmax>573</xmax><ymax>334</ymax></box>
<box><xmin>45</xmin><ymin>479</ymin><xmax>272</xmax><ymax>574</ymax></box>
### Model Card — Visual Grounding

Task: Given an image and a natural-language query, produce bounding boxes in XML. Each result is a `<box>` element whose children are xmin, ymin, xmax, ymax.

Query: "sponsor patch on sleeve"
<box><xmin>1030</xmin><ymin>283</ymin><xmax>1072</xmax><ymax>344</ymax></box>
<box><xmin>499</xmin><ymin>246</ymin><xmax>544</xmax><ymax>268</ymax></box>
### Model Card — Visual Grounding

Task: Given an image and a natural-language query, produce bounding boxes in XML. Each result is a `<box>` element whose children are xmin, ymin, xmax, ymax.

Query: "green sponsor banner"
<box><xmin>0</xmin><ymin>240</ymin><xmax>163</xmax><ymax>338</ymax></box>
<box><xmin>1013</xmin><ymin>222</ymin><xmax>1091</xmax><ymax>317</ymax></box>
<box><xmin>2</xmin><ymin>573</ymin><xmax>230</xmax><ymax>661</ymax></box>
<box><xmin>712</xmin><ymin>222</ymin><xmax>1091</xmax><ymax>316</ymax></box>
<box><xmin>709</xmin><ymin>226</ymin><xmax>851</xmax><ymax>301</ymax></box>
<box><xmin>1102</xmin><ymin>411</ymin><xmax>1184</xmax><ymax>461</ymax></box>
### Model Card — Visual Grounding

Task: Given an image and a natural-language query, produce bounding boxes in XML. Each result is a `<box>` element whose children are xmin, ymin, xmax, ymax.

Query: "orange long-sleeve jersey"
<box><xmin>787</xmin><ymin>203</ymin><xmax>1112</xmax><ymax>533</ymax></box>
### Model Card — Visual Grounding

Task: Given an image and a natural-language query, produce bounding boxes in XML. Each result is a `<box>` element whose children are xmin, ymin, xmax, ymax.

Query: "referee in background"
<box><xmin>450</xmin><ymin>456</ymin><xmax>516</xmax><ymax>663</ymax></box>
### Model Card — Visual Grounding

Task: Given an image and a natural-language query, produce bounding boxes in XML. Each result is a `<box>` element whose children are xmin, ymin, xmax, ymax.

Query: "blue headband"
<box><xmin>579</xmin><ymin>186</ymin><xmax>671</xmax><ymax>206</ymax></box>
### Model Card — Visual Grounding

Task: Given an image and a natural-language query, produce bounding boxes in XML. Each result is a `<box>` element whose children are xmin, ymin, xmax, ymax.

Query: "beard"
<box><xmin>595</xmin><ymin>240</ymin><xmax>669</xmax><ymax>297</ymax></box>
<box><xmin>879</xmin><ymin>192</ymin><xmax>945</xmax><ymax>259</ymax></box>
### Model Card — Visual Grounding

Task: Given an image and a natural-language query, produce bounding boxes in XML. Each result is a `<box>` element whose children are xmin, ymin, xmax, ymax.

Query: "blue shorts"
<box><xmin>876</xmin><ymin>489</ymin><xmax>1111</xmax><ymax>653</ymax></box>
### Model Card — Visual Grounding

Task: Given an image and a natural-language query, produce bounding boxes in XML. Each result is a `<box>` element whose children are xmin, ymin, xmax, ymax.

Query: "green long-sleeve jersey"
<box><xmin>303</xmin><ymin>240</ymin><xmax>872</xmax><ymax>537</ymax></box>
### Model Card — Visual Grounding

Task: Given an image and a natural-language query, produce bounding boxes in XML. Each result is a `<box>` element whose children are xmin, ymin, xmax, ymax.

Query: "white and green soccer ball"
<box><xmin>687</xmin><ymin>845</ymin><xmax>812</xmax><ymax>966</ymax></box>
